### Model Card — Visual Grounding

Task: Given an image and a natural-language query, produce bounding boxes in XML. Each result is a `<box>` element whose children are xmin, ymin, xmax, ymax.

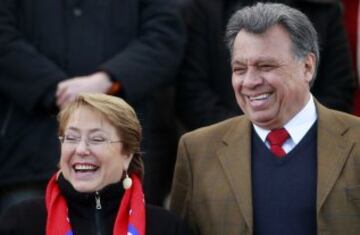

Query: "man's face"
<box><xmin>231</xmin><ymin>24</ymin><xmax>315</xmax><ymax>129</ymax></box>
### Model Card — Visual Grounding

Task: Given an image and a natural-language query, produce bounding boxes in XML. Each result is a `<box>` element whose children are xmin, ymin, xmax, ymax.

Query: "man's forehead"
<box><xmin>231</xmin><ymin>26</ymin><xmax>293</xmax><ymax>64</ymax></box>
<box><xmin>237</xmin><ymin>24</ymin><xmax>289</xmax><ymax>38</ymax></box>
<box><xmin>233</xmin><ymin>24</ymin><xmax>292</xmax><ymax>47</ymax></box>
<box><xmin>231</xmin><ymin>56</ymin><xmax>279</xmax><ymax>65</ymax></box>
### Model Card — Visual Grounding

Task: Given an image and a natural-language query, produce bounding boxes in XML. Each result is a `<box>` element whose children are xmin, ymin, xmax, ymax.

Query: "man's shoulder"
<box><xmin>318</xmin><ymin>105</ymin><xmax>360</xmax><ymax>138</ymax></box>
<box><xmin>181</xmin><ymin>116</ymin><xmax>247</xmax><ymax>143</ymax></box>
<box><xmin>330</xmin><ymin>109</ymin><xmax>360</xmax><ymax>123</ymax></box>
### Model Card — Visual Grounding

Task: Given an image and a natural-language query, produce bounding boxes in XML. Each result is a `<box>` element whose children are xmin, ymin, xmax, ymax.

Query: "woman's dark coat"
<box><xmin>0</xmin><ymin>175</ymin><xmax>190</xmax><ymax>235</ymax></box>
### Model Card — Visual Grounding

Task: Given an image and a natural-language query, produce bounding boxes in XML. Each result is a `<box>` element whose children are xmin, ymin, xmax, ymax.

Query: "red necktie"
<box><xmin>266</xmin><ymin>128</ymin><xmax>289</xmax><ymax>158</ymax></box>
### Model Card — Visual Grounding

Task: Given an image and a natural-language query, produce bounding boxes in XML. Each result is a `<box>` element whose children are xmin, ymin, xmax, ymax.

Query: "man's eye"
<box><xmin>233</xmin><ymin>67</ymin><xmax>246</xmax><ymax>74</ymax></box>
<box><xmin>259</xmin><ymin>65</ymin><xmax>274</xmax><ymax>71</ymax></box>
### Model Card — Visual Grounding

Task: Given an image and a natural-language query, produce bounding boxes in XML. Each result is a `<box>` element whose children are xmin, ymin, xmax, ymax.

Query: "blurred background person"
<box><xmin>176</xmin><ymin>0</ymin><xmax>355</xmax><ymax>130</ymax></box>
<box><xmin>342</xmin><ymin>0</ymin><xmax>360</xmax><ymax>116</ymax></box>
<box><xmin>0</xmin><ymin>0</ymin><xmax>184</xmax><ymax>212</ymax></box>
<box><xmin>0</xmin><ymin>93</ymin><xmax>190</xmax><ymax>235</ymax></box>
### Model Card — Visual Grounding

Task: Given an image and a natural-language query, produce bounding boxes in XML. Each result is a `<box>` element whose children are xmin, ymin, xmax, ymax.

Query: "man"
<box><xmin>176</xmin><ymin>0</ymin><xmax>355</xmax><ymax>130</ymax></box>
<box><xmin>170</xmin><ymin>3</ymin><xmax>360</xmax><ymax>235</ymax></box>
<box><xmin>0</xmin><ymin>0</ymin><xmax>184</xmax><ymax>213</ymax></box>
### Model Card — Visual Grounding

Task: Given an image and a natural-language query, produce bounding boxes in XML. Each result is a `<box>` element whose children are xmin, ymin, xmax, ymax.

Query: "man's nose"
<box><xmin>242</xmin><ymin>68</ymin><xmax>263</xmax><ymax>88</ymax></box>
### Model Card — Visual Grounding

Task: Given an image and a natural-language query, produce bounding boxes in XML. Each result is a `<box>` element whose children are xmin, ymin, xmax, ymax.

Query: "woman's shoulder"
<box><xmin>0</xmin><ymin>197</ymin><xmax>46</xmax><ymax>235</ymax></box>
<box><xmin>145</xmin><ymin>204</ymin><xmax>191</xmax><ymax>235</ymax></box>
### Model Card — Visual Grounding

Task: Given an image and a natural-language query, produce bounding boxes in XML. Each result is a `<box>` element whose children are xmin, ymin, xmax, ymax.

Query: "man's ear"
<box><xmin>303</xmin><ymin>52</ymin><xmax>316</xmax><ymax>83</ymax></box>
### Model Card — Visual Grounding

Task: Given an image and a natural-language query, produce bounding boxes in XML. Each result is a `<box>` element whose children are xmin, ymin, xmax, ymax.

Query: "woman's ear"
<box><xmin>123</xmin><ymin>153</ymin><xmax>134</xmax><ymax>170</ymax></box>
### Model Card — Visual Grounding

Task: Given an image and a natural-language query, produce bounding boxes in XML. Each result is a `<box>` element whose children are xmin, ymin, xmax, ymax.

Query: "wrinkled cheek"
<box><xmin>236</xmin><ymin>95</ymin><xmax>247</xmax><ymax>111</ymax></box>
<box><xmin>231</xmin><ymin>77</ymin><xmax>242</xmax><ymax>91</ymax></box>
<box><xmin>59</xmin><ymin>151</ymin><xmax>72</xmax><ymax>173</ymax></box>
<box><xmin>60</xmin><ymin>150</ymin><xmax>71</xmax><ymax>164</ymax></box>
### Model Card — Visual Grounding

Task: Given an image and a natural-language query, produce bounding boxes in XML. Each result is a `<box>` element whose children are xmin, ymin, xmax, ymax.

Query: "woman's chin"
<box><xmin>71</xmin><ymin>181</ymin><xmax>99</xmax><ymax>193</ymax></box>
<box><xmin>69</xmin><ymin>171</ymin><xmax>102</xmax><ymax>193</ymax></box>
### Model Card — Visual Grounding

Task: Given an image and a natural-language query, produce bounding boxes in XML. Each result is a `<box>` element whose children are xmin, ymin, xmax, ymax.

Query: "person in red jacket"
<box><xmin>342</xmin><ymin>0</ymin><xmax>360</xmax><ymax>116</ymax></box>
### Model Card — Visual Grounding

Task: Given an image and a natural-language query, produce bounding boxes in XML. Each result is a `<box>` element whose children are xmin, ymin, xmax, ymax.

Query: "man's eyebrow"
<box><xmin>232</xmin><ymin>57</ymin><xmax>280</xmax><ymax>65</ymax></box>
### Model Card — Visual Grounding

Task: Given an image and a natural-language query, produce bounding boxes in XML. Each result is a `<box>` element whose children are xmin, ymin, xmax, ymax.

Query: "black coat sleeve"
<box><xmin>100</xmin><ymin>0</ymin><xmax>186</xmax><ymax>104</ymax></box>
<box><xmin>0</xmin><ymin>0</ymin><xmax>67</xmax><ymax>113</ymax></box>
<box><xmin>175</xmin><ymin>0</ymin><xmax>239</xmax><ymax>130</ymax></box>
<box><xmin>0</xmin><ymin>199</ymin><xmax>46</xmax><ymax>235</ymax></box>
<box><xmin>146</xmin><ymin>205</ymin><xmax>193</xmax><ymax>235</ymax></box>
<box><xmin>0</xmin><ymin>204</ymin><xmax>22</xmax><ymax>234</ymax></box>
<box><xmin>306</xmin><ymin>2</ymin><xmax>356</xmax><ymax>113</ymax></box>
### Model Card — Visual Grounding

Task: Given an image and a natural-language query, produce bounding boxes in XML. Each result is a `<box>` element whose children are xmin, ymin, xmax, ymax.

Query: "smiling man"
<box><xmin>170</xmin><ymin>3</ymin><xmax>360</xmax><ymax>235</ymax></box>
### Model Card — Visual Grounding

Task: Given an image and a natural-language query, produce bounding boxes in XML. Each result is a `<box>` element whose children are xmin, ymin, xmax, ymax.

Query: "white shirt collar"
<box><xmin>253</xmin><ymin>95</ymin><xmax>317</xmax><ymax>145</ymax></box>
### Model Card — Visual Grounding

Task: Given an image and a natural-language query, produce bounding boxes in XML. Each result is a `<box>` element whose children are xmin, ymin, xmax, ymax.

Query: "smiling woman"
<box><xmin>0</xmin><ymin>93</ymin><xmax>190</xmax><ymax>235</ymax></box>
<box><xmin>57</xmin><ymin>93</ymin><xmax>142</xmax><ymax>193</ymax></box>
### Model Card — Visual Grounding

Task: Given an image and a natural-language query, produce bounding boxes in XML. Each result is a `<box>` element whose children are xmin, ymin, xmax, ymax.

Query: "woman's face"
<box><xmin>59</xmin><ymin>107</ymin><xmax>132</xmax><ymax>192</ymax></box>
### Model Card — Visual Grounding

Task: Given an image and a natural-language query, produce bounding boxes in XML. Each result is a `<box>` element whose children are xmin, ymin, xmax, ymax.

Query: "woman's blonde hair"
<box><xmin>58</xmin><ymin>93</ymin><xmax>144</xmax><ymax>179</ymax></box>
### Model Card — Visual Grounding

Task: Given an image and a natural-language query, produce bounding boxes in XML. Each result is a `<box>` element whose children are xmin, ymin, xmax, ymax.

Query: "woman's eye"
<box><xmin>65</xmin><ymin>135</ymin><xmax>77</xmax><ymax>140</ymax></box>
<box><xmin>64</xmin><ymin>135</ymin><xmax>79</xmax><ymax>142</ymax></box>
<box><xmin>90</xmin><ymin>137</ymin><xmax>106</xmax><ymax>143</ymax></box>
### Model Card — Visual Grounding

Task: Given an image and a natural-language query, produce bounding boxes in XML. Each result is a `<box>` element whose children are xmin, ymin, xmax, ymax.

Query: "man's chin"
<box><xmin>250</xmin><ymin>113</ymin><xmax>279</xmax><ymax>129</ymax></box>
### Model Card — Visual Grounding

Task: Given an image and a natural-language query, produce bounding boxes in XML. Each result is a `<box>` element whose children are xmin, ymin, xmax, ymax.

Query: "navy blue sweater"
<box><xmin>251</xmin><ymin>123</ymin><xmax>317</xmax><ymax>235</ymax></box>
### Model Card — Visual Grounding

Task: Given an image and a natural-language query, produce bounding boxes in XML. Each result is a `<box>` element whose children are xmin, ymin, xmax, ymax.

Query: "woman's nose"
<box><xmin>74</xmin><ymin>139</ymin><xmax>90</xmax><ymax>156</ymax></box>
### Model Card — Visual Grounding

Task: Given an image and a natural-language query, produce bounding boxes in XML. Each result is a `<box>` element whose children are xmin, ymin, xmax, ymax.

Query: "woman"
<box><xmin>0</xmin><ymin>93</ymin><xmax>189</xmax><ymax>235</ymax></box>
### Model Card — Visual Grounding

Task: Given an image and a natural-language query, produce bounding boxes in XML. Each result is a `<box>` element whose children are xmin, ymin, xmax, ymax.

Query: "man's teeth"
<box><xmin>249</xmin><ymin>93</ymin><xmax>270</xmax><ymax>101</ymax></box>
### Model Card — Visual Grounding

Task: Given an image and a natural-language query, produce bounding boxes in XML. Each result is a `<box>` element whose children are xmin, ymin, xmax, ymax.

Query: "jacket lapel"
<box><xmin>316</xmin><ymin>102</ymin><xmax>355</xmax><ymax>213</ymax></box>
<box><xmin>217</xmin><ymin>117</ymin><xmax>253</xmax><ymax>232</ymax></box>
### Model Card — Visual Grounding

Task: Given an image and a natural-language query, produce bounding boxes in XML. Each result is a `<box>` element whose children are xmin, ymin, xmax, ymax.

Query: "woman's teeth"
<box><xmin>73</xmin><ymin>164</ymin><xmax>98</xmax><ymax>172</ymax></box>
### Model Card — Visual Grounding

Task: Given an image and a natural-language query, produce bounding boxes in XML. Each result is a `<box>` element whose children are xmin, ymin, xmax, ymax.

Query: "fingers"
<box><xmin>56</xmin><ymin>79</ymin><xmax>79</xmax><ymax>109</ymax></box>
<box><xmin>56</xmin><ymin>82</ymin><xmax>68</xmax><ymax>108</ymax></box>
<box><xmin>55</xmin><ymin>73</ymin><xmax>113</xmax><ymax>109</ymax></box>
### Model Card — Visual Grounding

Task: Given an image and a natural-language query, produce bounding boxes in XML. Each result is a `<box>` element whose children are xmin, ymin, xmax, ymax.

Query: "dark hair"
<box><xmin>225</xmin><ymin>2</ymin><xmax>319</xmax><ymax>83</ymax></box>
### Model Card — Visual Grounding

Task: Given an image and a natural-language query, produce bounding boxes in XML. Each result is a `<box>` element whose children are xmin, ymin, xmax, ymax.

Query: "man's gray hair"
<box><xmin>225</xmin><ymin>2</ymin><xmax>319</xmax><ymax>80</ymax></box>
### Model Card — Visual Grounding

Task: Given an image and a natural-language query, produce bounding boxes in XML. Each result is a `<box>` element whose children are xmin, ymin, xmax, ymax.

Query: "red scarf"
<box><xmin>45</xmin><ymin>173</ymin><xmax>145</xmax><ymax>235</ymax></box>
